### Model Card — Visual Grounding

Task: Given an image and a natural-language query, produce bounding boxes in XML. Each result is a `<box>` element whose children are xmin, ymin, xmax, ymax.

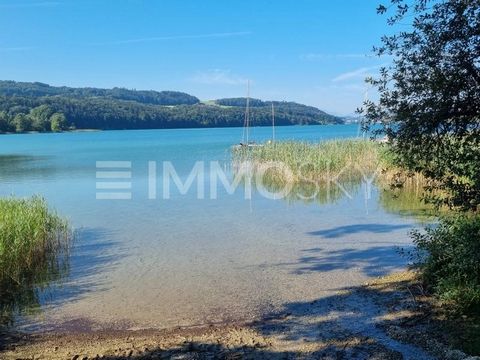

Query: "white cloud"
<box><xmin>300</xmin><ymin>53</ymin><xmax>369</xmax><ymax>61</ymax></box>
<box><xmin>300</xmin><ymin>53</ymin><xmax>393</xmax><ymax>62</ymax></box>
<box><xmin>92</xmin><ymin>31</ymin><xmax>252</xmax><ymax>46</ymax></box>
<box><xmin>191</xmin><ymin>69</ymin><xmax>249</xmax><ymax>86</ymax></box>
<box><xmin>332</xmin><ymin>65</ymin><xmax>385</xmax><ymax>82</ymax></box>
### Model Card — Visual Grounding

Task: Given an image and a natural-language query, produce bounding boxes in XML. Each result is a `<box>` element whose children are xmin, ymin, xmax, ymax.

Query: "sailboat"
<box><xmin>236</xmin><ymin>81</ymin><xmax>275</xmax><ymax>148</ymax></box>
<box><xmin>239</xmin><ymin>80</ymin><xmax>260</xmax><ymax>147</ymax></box>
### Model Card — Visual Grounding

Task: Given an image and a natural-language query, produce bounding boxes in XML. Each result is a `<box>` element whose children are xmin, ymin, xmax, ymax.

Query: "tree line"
<box><xmin>0</xmin><ymin>81</ymin><xmax>200</xmax><ymax>106</ymax></box>
<box><xmin>0</xmin><ymin>104</ymin><xmax>67</xmax><ymax>133</ymax></box>
<box><xmin>0</xmin><ymin>82</ymin><xmax>342</xmax><ymax>133</ymax></box>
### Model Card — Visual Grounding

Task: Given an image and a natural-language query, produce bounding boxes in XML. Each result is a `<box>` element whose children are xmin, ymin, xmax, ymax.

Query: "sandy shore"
<box><xmin>1</xmin><ymin>272</ymin><xmax>477</xmax><ymax>360</ymax></box>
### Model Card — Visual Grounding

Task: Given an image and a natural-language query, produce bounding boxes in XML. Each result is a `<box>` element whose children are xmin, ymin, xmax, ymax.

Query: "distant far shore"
<box><xmin>0</xmin><ymin>129</ymin><xmax>101</xmax><ymax>135</ymax></box>
<box><xmin>0</xmin><ymin>122</ymin><xmax>354</xmax><ymax>136</ymax></box>
<box><xmin>0</xmin><ymin>80</ymin><xmax>344</xmax><ymax>135</ymax></box>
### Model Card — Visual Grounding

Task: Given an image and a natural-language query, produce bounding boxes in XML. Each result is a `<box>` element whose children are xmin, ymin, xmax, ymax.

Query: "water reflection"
<box><xmin>378</xmin><ymin>179</ymin><xmax>435</xmax><ymax>221</ymax></box>
<box><xmin>232</xmin><ymin>160</ymin><xmax>433</xmax><ymax>218</ymax></box>
<box><xmin>0</xmin><ymin>154</ymin><xmax>95</xmax><ymax>183</ymax></box>
<box><xmin>0</xmin><ymin>227</ymin><xmax>121</xmax><ymax>327</ymax></box>
<box><xmin>42</xmin><ymin>228</ymin><xmax>122</xmax><ymax>308</ymax></box>
<box><xmin>0</xmin><ymin>154</ymin><xmax>56</xmax><ymax>182</ymax></box>
<box><xmin>0</xmin><ymin>230</ymin><xmax>70</xmax><ymax>326</ymax></box>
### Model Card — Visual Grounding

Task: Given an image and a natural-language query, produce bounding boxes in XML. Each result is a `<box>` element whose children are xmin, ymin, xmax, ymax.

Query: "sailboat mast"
<box><xmin>245</xmin><ymin>80</ymin><xmax>250</xmax><ymax>144</ymax></box>
<box><xmin>271</xmin><ymin>102</ymin><xmax>275</xmax><ymax>143</ymax></box>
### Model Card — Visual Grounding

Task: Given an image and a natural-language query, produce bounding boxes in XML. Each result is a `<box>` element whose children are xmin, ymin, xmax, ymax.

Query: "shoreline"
<box><xmin>2</xmin><ymin>271</ymin><xmax>475</xmax><ymax>360</ymax></box>
<box><xmin>0</xmin><ymin>122</ymin><xmax>350</xmax><ymax>136</ymax></box>
<box><xmin>0</xmin><ymin>129</ymin><xmax>102</xmax><ymax>135</ymax></box>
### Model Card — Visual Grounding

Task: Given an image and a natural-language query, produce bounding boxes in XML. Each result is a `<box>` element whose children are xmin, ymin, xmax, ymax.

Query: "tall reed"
<box><xmin>232</xmin><ymin>139</ymin><xmax>434</xmax><ymax>211</ymax></box>
<box><xmin>232</xmin><ymin>139</ymin><xmax>389</xmax><ymax>182</ymax></box>
<box><xmin>0</xmin><ymin>196</ymin><xmax>71</xmax><ymax>324</ymax></box>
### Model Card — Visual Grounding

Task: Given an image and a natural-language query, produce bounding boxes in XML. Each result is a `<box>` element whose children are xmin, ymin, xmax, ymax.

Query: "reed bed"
<box><xmin>0</xmin><ymin>196</ymin><xmax>71</xmax><ymax>323</ymax></box>
<box><xmin>232</xmin><ymin>139</ymin><xmax>435</xmax><ymax>211</ymax></box>
<box><xmin>232</xmin><ymin>139</ymin><xmax>389</xmax><ymax>183</ymax></box>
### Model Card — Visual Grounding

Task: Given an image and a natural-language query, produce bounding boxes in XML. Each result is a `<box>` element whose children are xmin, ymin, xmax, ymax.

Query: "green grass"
<box><xmin>0</xmin><ymin>196</ymin><xmax>71</xmax><ymax>324</ymax></box>
<box><xmin>200</xmin><ymin>100</ymin><xmax>233</xmax><ymax>108</ymax></box>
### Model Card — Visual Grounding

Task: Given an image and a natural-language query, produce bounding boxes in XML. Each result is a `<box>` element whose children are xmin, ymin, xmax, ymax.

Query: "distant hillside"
<box><xmin>214</xmin><ymin>98</ymin><xmax>341</xmax><ymax>124</ymax></box>
<box><xmin>0</xmin><ymin>80</ymin><xmax>200</xmax><ymax>106</ymax></box>
<box><xmin>0</xmin><ymin>81</ymin><xmax>343</xmax><ymax>133</ymax></box>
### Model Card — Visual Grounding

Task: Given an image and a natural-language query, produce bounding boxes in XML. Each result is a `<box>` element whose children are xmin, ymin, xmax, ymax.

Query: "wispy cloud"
<box><xmin>191</xmin><ymin>69</ymin><xmax>249</xmax><ymax>86</ymax></box>
<box><xmin>0</xmin><ymin>1</ymin><xmax>61</xmax><ymax>8</ymax></box>
<box><xmin>0</xmin><ymin>46</ymin><xmax>36</xmax><ymax>52</ymax></box>
<box><xmin>315</xmin><ymin>83</ymin><xmax>368</xmax><ymax>92</ymax></box>
<box><xmin>300</xmin><ymin>53</ymin><xmax>370</xmax><ymax>61</ymax></box>
<box><xmin>91</xmin><ymin>31</ymin><xmax>252</xmax><ymax>46</ymax></box>
<box><xmin>332</xmin><ymin>65</ymin><xmax>385</xmax><ymax>82</ymax></box>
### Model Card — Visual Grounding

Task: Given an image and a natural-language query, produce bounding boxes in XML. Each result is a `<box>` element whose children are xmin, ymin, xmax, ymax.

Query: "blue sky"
<box><xmin>0</xmin><ymin>0</ymin><xmax>392</xmax><ymax>115</ymax></box>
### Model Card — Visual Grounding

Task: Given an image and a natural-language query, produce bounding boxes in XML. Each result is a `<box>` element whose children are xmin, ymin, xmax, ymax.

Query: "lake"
<box><xmin>0</xmin><ymin>125</ymin><xmax>420</xmax><ymax>331</ymax></box>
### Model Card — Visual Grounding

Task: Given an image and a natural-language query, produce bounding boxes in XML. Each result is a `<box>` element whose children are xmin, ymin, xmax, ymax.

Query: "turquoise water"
<box><xmin>0</xmin><ymin>125</ymin><xmax>419</xmax><ymax>331</ymax></box>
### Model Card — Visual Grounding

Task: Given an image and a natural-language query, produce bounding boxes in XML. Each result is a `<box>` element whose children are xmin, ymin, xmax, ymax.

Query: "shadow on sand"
<box><xmin>307</xmin><ymin>223</ymin><xmax>411</xmax><ymax>239</ymax></box>
<box><xmin>293</xmin><ymin>245</ymin><xmax>412</xmax><ymax>277</ymax></box>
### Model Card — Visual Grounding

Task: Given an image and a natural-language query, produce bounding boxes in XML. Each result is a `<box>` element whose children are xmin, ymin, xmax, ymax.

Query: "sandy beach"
<box><xmin>2</xmin><ymin>272</ymin><xmax>473</xmax><ymax>360</ymax></box>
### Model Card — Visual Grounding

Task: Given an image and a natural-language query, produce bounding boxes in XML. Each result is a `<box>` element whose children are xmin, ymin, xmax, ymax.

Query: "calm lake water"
<box><xmin>0</xmin><ymin>125</ymin><xmax>421</xmax><ymax>331</ymax></box>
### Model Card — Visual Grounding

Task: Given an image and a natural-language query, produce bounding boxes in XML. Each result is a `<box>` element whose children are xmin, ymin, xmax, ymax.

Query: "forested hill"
<box><xmin>214</xmin><ymin>98</ymin><xmax>339</xmax><ymax>123</ymax></box>
<box><xmin>0</xmin><ymin>80</ymin><xmax>200</xmax><ymax>106</ymax></box>
<box><xmin>0</xmin><ymin>81</ymin><xmax>343</xmax><ymax>133</ymax></box>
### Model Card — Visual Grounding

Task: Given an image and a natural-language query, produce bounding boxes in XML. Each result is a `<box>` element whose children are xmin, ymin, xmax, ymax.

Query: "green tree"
<box><xmin>0</xmin><ymin>111</ymin><xmax>10</xmax><ymax>133</ymax></box>
<box><xmin>361</xmin><ymin>0</ymin><xmax>480</xmax><ymax>211</ymax></box>
<box><xmin>50</xmin><ymin>113</ymin><xmax>67</xmax><ymax>132</ymax></box>
<box><xmin>12</xmin><ymin>113</ymin><xmax>31</xmax><ymax>133</ymax></box>
<box><xmin>29</xmin><ymin>104</ymin><xmax>54</xmax><ymax>132</ymax></box>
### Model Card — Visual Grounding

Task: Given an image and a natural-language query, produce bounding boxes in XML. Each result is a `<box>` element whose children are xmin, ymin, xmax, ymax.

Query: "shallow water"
<box><xmin>0</xmin><ymin>125</ymin><xmax>420</xmax><ymax>331</ymax></box>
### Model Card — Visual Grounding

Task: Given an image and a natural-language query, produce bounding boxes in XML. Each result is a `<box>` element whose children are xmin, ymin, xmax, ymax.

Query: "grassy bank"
<box><xmin>0</xmin><ymin>196</ymin><xmax>71</xmax><ymax>324</ymax></box>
